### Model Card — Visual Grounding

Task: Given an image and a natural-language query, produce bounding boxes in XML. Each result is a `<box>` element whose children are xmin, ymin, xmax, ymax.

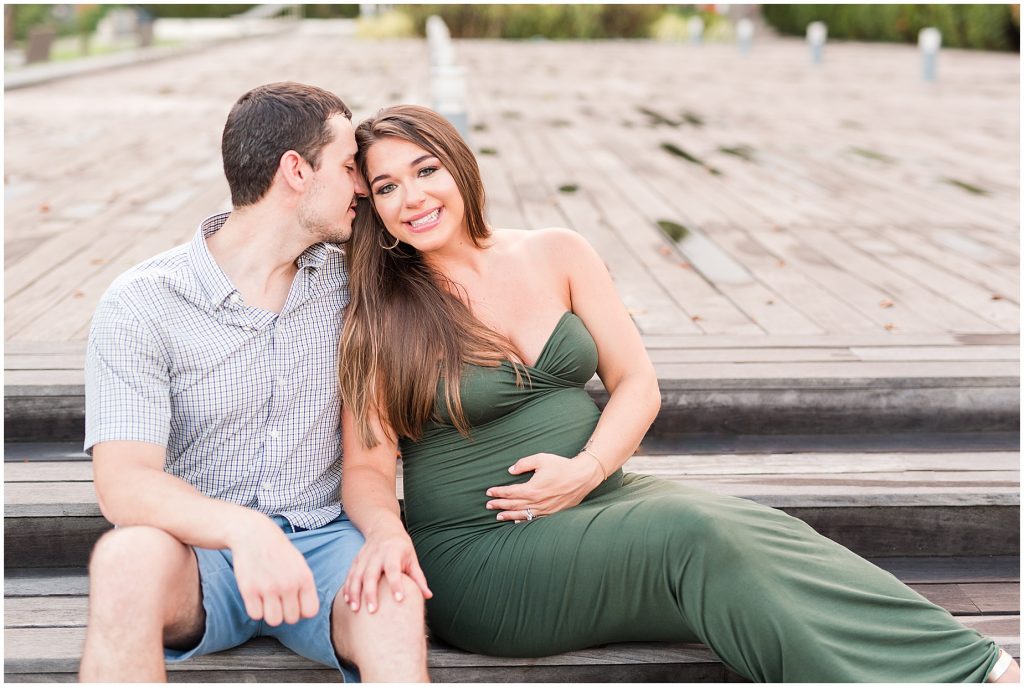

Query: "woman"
<box><xmin>337</xmin><ymin>104</ymin><xmax>1017</xmax><ymax>682</ymax></box>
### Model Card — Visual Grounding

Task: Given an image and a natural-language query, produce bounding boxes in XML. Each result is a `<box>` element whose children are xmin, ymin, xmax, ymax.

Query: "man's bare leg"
<box><xmin>332</xmin><ymin>573</ymin><xmax>430</xmax><ymax>682</ymax></box>
<box><xmin>79</xmin><ymin>526</ymin><xmax>205</xmax><ymax>682</ymax></box>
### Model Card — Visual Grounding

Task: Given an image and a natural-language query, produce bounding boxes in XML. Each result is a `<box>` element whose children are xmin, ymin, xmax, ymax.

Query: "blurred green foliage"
<box><xmin>400</xmin><ymin>4</ymin><xmax>667</xmax><ymax>39</ymax></box>
<box><xmin>762</xmin><ymin>5</ymin><xmax>1019</xmax><ymax>51</ymax></box>
<box><xmin>302</xmin><ymin>5</ymin><xmax>361</xmax><ymax>19</ymax></box>
<box><xmin>141</xmin><ymin>6</ymin><xmax>256</xmax><ymax>19</ymax></box>
<box><xmin>10</xmin><ymin>4</ymin><xmax>110</xmax><ymax>40</ymax></box>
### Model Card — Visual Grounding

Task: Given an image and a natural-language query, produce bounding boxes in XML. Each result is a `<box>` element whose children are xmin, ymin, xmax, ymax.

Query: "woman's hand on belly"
<box><xmin>485</xmin><ymin>452</ymin><xmax>605</xmax><ymax>522</ymax></box>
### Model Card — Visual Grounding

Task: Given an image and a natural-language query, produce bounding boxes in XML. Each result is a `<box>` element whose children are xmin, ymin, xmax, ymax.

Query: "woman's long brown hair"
<box><xmin>339</xmin><ymin>105</ymin><xmax>522</xmax><ymax>449</ymax></box>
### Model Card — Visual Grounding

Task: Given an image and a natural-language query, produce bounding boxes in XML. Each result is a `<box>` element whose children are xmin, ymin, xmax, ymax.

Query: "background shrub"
<box><xmin>400</xmin><ymin>4</ymin><xmax>665</xmax><ymax>39</ymax></box>
<box><xmin>762</xmin><ymin>4</ymin><xmax>1019</xmax><ymax>51</ymax></box>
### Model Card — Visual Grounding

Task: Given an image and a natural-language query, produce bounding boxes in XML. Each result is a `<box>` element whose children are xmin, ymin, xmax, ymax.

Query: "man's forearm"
<box><xmin>97</xmin><ymin>461</ymin><xmax>264</xmax><ymax>552</ymax></box>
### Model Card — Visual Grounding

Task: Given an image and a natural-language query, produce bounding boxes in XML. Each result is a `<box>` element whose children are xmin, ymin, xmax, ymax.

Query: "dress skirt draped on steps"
<box><xmin>399</xmin><ymin>312</ymin><xmax>1000</xmax><ymax>682</ymax></box>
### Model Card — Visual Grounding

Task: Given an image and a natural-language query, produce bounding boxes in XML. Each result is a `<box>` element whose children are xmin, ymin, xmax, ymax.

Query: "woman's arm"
<box><xmin>486</xmin><ymin>228</ymin><xmax>661</xmax><ymax>521</ymax></box>
<box><xmin>341</xmin><ymin>405</ymin><xmax>432</xmax><ymax>612</ymax></box>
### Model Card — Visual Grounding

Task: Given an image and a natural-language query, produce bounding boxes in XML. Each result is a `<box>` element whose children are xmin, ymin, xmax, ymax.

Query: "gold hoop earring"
<box><xmin>379</xmin><ymin>234</ymin><xmax>400</xmax><ymax>250</ymax></box>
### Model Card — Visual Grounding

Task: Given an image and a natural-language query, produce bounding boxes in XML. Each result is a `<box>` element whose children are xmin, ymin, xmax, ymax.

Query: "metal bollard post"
<box><xmin>688</xmin><ymin>16</ymin><xmax>704</xmax><ymax>45</ymax></box>
<box><xmin>737</xmin><ymin>18</ymin><xmax>753</xmax><ymax>56</ymax></box>
<box><xmin>807</xmin><ymin>21</ymin><xmax>827</xmax><ymax>64</ymax></box>
<box><xmin>919</xmin><ymin>27</ymin><xmax>941</xmax><ymax>82</ymax></box>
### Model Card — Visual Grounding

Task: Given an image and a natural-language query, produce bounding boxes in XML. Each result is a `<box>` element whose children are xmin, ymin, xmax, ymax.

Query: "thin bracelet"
<box><xmin>578</xmin><ymin>447</ymin><xmax>608</xmax><ymax>480</ymax></box>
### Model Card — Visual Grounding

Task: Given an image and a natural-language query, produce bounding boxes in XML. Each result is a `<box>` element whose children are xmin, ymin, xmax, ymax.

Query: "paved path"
<box><xmin>4</xmin><ymin>28</ymin><xmax>1019</xmax><ymax>378</ymax></box>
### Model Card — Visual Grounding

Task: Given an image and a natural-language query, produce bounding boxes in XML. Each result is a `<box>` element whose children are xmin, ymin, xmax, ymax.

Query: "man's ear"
<box><xmin>277</xmin><ymin>150</ymin><xmax>310</xmax><ymax>193</ymax></box>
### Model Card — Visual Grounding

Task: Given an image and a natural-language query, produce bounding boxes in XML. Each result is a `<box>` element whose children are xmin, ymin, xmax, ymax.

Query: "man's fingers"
<box><xmin>299</xmin><ymin>579</ymin><xmax>320</xmax><ymax>619</ymax></box>
<box><xmin>281</xmin><ymin>589</ymin><xmax>302</xmax><ymax>625</ymax></box>
<box><xmin>241</xmin><ymin>589</ymin><xmax>264</xmax><ymax>621</ymax></box>
<box><xmin>262</xmin><ymin>593</ymin><xmax>284</xmax><ymax>627</ymax></box>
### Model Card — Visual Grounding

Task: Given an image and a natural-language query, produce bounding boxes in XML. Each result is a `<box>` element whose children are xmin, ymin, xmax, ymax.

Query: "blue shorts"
<box><xmin>164</xmin><ymin>513</ymin><xmax>364</xmax><ymax>682</ymax></box>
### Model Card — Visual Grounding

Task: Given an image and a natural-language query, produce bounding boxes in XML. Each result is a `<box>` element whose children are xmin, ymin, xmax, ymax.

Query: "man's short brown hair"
<box><xmin>221</xmin><ymin>82</ymin><xmax>352</xmax><ymax>207</ymax></box>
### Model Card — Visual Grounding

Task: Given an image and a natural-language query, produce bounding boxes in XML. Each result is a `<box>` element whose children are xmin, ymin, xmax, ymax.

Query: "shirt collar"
<box><xmin>189</xmin><ymin>213</ymin><xmax>342</xmax><ymax>309</ymax></box>
<box><xmin>189</xmin><ymin>212</ymin><xmax>238</xmax><ymax>310</ymax></box>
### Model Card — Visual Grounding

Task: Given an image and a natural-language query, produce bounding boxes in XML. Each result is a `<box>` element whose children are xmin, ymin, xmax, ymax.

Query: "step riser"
<box><xmin>6</xmin><ymin>384</ymin><xmax>1020</xmax><ymax>442</ymax></box>
<box><xmin>4</xmin><ymin>665</ymin><xmax>743</xmax><ymax>683</ymax></box>
<box><xmin>6</xmin><ymin>505</ymin><xmax>1018</xmax><ymax>570</ymax></box>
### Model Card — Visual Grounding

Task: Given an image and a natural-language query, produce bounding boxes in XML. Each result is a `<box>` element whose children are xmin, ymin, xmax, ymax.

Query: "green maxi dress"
<box><xmin>399</xmin><ymin>312</ymin><xmax>999</xmax><ymax>682</ymax></box>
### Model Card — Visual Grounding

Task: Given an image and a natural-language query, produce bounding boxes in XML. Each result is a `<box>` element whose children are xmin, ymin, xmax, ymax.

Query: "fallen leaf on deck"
<box><xmin>883</xmin><ymin>323</ymin><xmax>896</xmax><ymax>331</ymax></box>
<box><xmin>73</xmin><ymin>290</ymin><xmax>85</xmax><ymax>299</ymax></box>
<box><xmin>765</xmin><ymin>300</ymin><xmax>775</xmax><ymax>305</ymax></box>
<box><xmin>678</xmin><ymin>261</ymin><xmax>692</xmax><ymax>269</ymax></box>
<box><xmin>657</xmin><ymin>246</ymin><xmax>672</xmax><ymax>257</ymax></box>
<box><xmin>90</xmin><ymin>258</ymin><xmax>105</xmax><ymax>266</ymax></box>
<box><xmin>879</xmin><ymin>299</ymin><xmax>894</xmax><ymax>308</ymax></box>
<box><xmin>776</xmin><ymin>259</ymin><xmax>786</xmax><ymax>268</ymax></box>
<box><xmin>691</xmin><ymin>315</ymin><xmax>702</xmax><ymax>322</ymax></box>
<box><xmin>991</xmin><ymin>294</ymin><xmax>1005</xmax><ymax>301</ymax></box>
<box><xmin>39</xmin><ymin>203</ymin><xmax>50</xmax><ymax>213</ymax></box>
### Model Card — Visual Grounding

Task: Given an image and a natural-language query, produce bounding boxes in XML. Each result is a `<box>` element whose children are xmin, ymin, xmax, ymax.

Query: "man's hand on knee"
<box><xmin>229</xmin><ymin>512</ymin><xmax>319</xmax><ymax>626</ymax></box>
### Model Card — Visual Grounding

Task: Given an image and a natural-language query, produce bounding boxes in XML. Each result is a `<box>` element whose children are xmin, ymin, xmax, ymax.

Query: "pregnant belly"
<box><xmin>401</xmin><ymin>388</ymin><xmax>601</xmax><ymax>538</ymax></box>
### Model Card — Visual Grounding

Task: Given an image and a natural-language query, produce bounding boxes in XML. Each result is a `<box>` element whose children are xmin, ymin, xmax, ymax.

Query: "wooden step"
<box><xmin>4</xmin><ymin>450</ymin><xmax>1019</xmax><ymax>568</ymax></box>
<box><xmin>5</xmin><ymin>557</ymin><xmax>1017</xmax><ymax>682</ymax></box>
<box><xmin>5</xmin><ymin>336</ymin><xmax>1019</xmax><ymax>441</ymax></box>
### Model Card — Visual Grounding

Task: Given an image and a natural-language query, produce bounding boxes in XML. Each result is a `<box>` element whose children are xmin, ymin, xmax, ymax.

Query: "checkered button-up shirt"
<box><xmin>85</xmin><ymin>212</ymin><xmax>349</xmax><ymax>530</ymax></box>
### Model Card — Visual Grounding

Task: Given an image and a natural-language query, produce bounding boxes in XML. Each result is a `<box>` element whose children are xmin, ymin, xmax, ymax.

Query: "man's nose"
<box><xmin>353</xmin><ymin>175</ymin><xmax>368</xmax><ymax>198</ymax></box>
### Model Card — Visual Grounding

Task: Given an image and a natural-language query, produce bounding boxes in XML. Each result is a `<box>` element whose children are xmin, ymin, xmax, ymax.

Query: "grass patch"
<box><xmin>478</xmin><ymin>147</ymin><xmax>499</xmax><ymax>156</ymax></box>
<box><xmin>850</xmin><ymin>147</ymin><xmax>895</xmax><ymax>164</ymax></box>
<box><xmin>637</xmin><ymin>106</ymin><xmax>679</xmax><ymax>128</ymax></box>
<box><xmin>661</xmin><ymin>143</ymin><xmax>722</xmax><ymax>176</ymax></box>
<box><xmin>502</xmin><ymin>110</ymin><xmax>522</xmax><ymax>119</ymax></box>
<box><xmin>558</xmin><ymin>184</ymin><xmax>579</xmax><ymax>193</ymax></box>
<box><xmin>718</xmin><ymin>145</ymin><xmax>756</xmax><ymax>162</ymax></box>
<box><xmin>657</xmin><ymin>219</ymin><xmax>689</xmax><ymax>242</ymax></box>
<box><xmin>472</xmin><ymin>123</ymin><xmax>489</xmax><ymax>132</ymax></box>
<box><xmin>943</xmin><ymin>178</ymin><xmax>989</xmax><ymax>196</ymax></box>
<box><xmin>548</xmin><ymin>119</ymin><xmax>572</xmax><ymax>128</ymax></box>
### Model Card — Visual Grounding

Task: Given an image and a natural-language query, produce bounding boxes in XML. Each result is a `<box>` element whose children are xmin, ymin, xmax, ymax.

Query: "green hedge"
<box><xmin>762</xmin><ymin>5</ymin><xmax>1019</xmax><ymax>51</ymax></box>
<box><xmin>400</xmin><ymin>4</ymin><xmax>667</xmax><ymax>39</ymax></box>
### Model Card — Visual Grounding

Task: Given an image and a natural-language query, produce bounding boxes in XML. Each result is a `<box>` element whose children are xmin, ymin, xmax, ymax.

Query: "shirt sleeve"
<box><xmin>84</xmin><ymin>292</ymin><xmax>171</xmax><ymax>454</ymax></box>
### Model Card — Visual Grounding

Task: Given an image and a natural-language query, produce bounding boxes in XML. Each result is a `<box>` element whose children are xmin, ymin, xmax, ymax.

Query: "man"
<box><xmin>79</xmin><ymin>82</ymin><xmax>430</xmax><ymax>682</ymax></box>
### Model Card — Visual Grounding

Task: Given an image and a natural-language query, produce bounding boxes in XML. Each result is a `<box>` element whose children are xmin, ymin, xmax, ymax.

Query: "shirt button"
<box><xmin>277</xmin><ymin>376</ymin><xmax>287</xmax><ymax>386</ymax></box>
<box><xmin>262</xmin><ymin>482</ymin><xmax>272</xmax><ymax>491</ymax></box>
<box><xmin>269</xmin><ymin>429</ymin><xmax>280</xmax><ymax>439</ymax></box>
<box><xmin>230</xmin><ymin>293</ymin><xmax>241</xmax><ymax>304</ymax></box>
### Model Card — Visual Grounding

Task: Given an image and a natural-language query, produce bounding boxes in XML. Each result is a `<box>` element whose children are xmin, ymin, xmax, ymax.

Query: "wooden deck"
<box><xmin>4</xmin><ymin>31</ymin><xmax>1019</xmax><ymax>379</ymax></box>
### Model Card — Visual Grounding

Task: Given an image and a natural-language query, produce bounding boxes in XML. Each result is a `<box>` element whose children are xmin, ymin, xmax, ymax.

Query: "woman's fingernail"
<box><xmin>395</xmin><ymin>592</ymin><xmax>404</xmax><ymax>602</ymax></box>
<box><xmin>368</xmin><ymin>603</ymin><xmax>376</xmax><ymax>613</ymax></box>
<box><xmin>496</xmin><ymin>514</ymin><xmax>504</xmax><ymax>521</ymax></box>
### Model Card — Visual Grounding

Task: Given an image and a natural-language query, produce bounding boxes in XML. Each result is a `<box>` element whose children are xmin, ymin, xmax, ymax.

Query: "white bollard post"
<box><xmin>688</xmin><ymin>16</ymin><xmax>704</xmax><ymax>45</ymax></box>
<box><xmin>807</xmin><ymin>21</ymin><xmax>827</xmax><ymax>64</ymax></box>
<box><xmin>919</xmin><ymin>27</ymin><xmax>941</xmax><ymax>82</ymax></box>
<box><xmin>432</xmin><ymin>64</ymin><xmax>469</xmax><ymax>138</ymax></box>
<box><xmin>737</xmin><ymin>18</ymin><xmax>754</xmax><ymax>55</ymax></box>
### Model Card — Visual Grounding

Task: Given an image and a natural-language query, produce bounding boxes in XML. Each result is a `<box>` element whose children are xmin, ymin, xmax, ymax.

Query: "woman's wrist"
<box><xmin>575</xmin><ymin>447</ymin><xmax>609</xmax><ymax>485</ymax></box>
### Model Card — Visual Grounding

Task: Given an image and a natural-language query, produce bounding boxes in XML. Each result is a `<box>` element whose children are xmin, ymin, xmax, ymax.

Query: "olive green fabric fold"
<box><xmin>400</xmin><ymin>312</ymin><xmax>998</xmax><ymax>682</ymax></box>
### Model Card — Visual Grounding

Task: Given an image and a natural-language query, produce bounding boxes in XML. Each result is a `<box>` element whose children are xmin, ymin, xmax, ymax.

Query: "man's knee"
<box><xmin>90</xmin><ymin>526</ymin><xmax>191</xmax><ymax>581</ymax></box>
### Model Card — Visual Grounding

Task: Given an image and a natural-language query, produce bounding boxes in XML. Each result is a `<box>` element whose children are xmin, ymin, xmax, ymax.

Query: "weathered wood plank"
<box><xmin>962</xmin><ymin>583</ymin><xmax>1021</xmax><ymax>615</ymax></box>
